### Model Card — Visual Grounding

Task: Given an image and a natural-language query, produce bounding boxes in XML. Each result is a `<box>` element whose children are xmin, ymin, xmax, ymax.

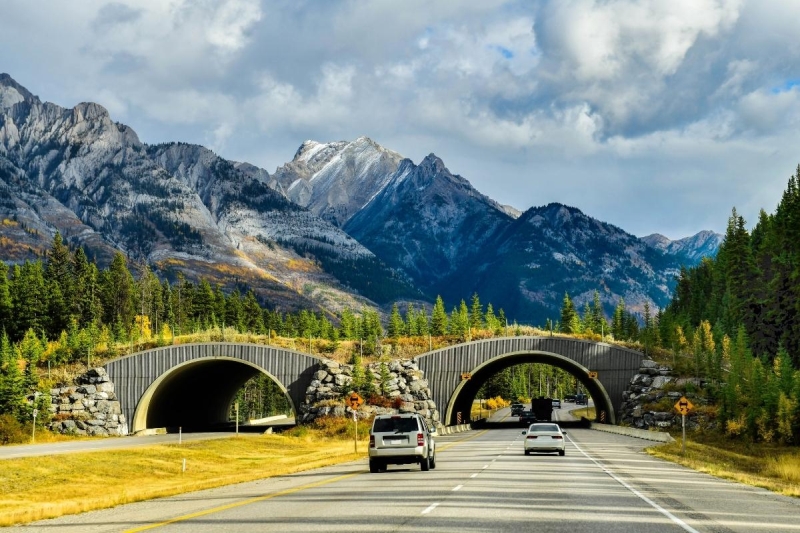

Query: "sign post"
<box><xmin>674</xmin><ymin>396</ymin><xmax>694</xmax><ymax>455</ymax></box>
<box><xmin>347</xmin><ymin>392</ymin><xmax>363</xmax><ymax>453</ymax></box>
<box><xmin>31</xmin><ymin>408</ymin><xmax>38</xmax><ymax>443</ymax></box>
<box><xmin>235</xmin><ymin>401</ymin><xmax>239</xmax><ymax>435</ymax></box>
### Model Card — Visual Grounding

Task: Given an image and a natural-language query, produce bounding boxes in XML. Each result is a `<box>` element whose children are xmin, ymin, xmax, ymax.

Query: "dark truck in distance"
<box><xmin>519</xmin><ymin>410</ymin><xmax>537</xmax><ymax>426</ymax></box>
<box><xmin>530</xmin><ymin>398</ymin><xmax>553</xmax><ymax>422</ymax></box>
<box><xmin>575</xmin><ymin>393</ymin><xmax>588</xmax><ymax>405</ymax></box>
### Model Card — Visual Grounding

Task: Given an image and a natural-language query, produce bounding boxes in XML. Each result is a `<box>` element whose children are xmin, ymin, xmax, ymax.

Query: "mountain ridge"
<box><xmin>0</xmin><ymin>73</ymin><xmax>720</xmax><ymax>322</ymax></box>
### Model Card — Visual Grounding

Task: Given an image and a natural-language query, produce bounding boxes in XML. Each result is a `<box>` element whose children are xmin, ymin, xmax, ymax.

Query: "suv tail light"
<box><xmin>552</xmin><ymin>435</ymin><xmax>562</xmax><ymax>439</ymax></box>
<box><xmin>417</xmin><ymin>433</ymin><xmax>424</xmax><ymax>446</ymax></box>
<box><xmin>369</xmin><ymin>435</ymin><xmax>375</xmax><ymax>448</ymax></box>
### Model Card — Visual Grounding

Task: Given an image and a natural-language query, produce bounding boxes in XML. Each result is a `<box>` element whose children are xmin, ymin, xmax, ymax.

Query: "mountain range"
<box><xmin>0</xmin><ymin>73</ymin><xmax>722</xmax><ymax>323</ymax></box>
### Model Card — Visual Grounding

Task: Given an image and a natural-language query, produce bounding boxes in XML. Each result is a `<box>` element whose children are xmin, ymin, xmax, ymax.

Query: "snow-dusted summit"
<box><xmin>272</xmin><ymin>136</ymin><xmax>404</xmax><ymax>227</ymax></box>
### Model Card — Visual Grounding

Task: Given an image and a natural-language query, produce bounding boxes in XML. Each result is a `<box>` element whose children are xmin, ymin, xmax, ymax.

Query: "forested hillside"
<box><xmin>653</xmin><ymin>168</ymin><xmax>800</xmax><ymax>443</ymax></box>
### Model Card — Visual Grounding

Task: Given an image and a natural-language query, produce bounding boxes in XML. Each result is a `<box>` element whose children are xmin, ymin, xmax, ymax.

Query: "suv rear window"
<box><xmin>373</xmin><ymin>417</ymin><xmax>419</xmax><ymax>433</ymax></box>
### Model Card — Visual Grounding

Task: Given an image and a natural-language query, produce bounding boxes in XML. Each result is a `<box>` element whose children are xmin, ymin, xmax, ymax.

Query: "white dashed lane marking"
<box><xmin>421</xmin><ymin>503</ymin><xmax>440</xmax><ymax>515</ymax></box>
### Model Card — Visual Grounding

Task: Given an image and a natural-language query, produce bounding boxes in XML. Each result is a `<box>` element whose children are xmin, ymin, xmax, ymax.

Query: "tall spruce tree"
<box><xmin>431</xmin><ymin>296</ymin><xmax>447</xmax><ymax>336</ymax></box>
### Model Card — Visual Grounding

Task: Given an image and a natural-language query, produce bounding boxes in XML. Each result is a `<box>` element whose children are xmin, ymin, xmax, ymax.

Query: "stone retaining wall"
<box><xmin>48</xmin><ymin>367</ymin><xmax>128</xmax><ymax>436</ymax></box>
<box><xmin>301</xmin><ymin>358</ymin><xmax>440</xmax><ymax>427</ymax></box>
<box><xmin>618</xmin><ymin>359</ymin><xmax>708</xmax><ymax>432</ymax></box>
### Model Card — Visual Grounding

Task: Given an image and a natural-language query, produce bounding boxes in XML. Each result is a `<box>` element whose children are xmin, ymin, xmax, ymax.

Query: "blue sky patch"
<box><xmin>496</xmin><ymin>46</ymin><xmax>514</xmax><ymax>59</ymax></box>
<box><xmin>771</xmin><ymin>79</ymin><xmax>800</xmax><ymax>94</ymax></box>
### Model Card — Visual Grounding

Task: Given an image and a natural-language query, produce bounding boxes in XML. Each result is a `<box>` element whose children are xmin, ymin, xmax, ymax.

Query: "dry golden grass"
<box><xmin>0</xmin><ymin>430</ymin><xmax>366</xmax><ymax>527</ymax></box>
<box><xmin>569</xmin><ymin>406</ymin><xmax>596</xmax><ymax>419</ymax></box>
<box><xmin>647</xmin><ymin>435</ymin><xmax>800</xmax><ymax>498</ymax></box>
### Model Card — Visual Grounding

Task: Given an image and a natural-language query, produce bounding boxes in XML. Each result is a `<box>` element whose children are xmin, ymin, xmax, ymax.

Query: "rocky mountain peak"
<box><xmin>72</xmin><ymin>101</ymin><xmax>110</xmax><ymax>122</ymax></box>
<box><xmin>642</xmin><ymin>230</ymin><xmax>723</xmax><ymax>262</ymax></box>
<box><xmin>418</xmin><ymin>153</ymin><xmax>448</xmax><ymax>176</ymax></box>
<box><xmin>0</xmin><ymin>73</ymin><xmax>37</xmax><ymax>109</ymax></box>
<box><xmin>274</xmin><ymin>136</ymin><xmax>404</xmax><ymax>227</ymax></box>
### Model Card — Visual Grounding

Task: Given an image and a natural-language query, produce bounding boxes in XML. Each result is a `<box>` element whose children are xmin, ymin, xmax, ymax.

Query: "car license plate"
<box><xmin>385</xmin><ymin>438</ymin><xmax>403</xmax><ymax>444</ymax></box>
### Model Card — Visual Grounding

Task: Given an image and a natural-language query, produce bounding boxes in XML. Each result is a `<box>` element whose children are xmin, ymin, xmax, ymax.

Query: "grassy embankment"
<box><xmin>0</xmin><ymin>418</ymin><xmax>370</xmax><ymax>527</ymax></box>
<box><xmin>567</xmin><ymin>405</ymin><xmax>798</xmax><ymax>498</ymax></box>
<box><xmin>646</xmin><ymin>433</ymin><xmax>800</xmax><ymax>498</ymax></box>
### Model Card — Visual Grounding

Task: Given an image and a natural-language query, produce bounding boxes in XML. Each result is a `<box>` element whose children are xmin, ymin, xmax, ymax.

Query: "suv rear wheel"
<box><xmin>420</xmin><ymin>455</ymin><xmax>430</xmax><ymax>471</ymax></box>
<box><xmin>430</xmin><ymin>452</ymin><xmax>436</xmax><ymax>469</ymax></box>
<box><xmin>369</xmin><ymin>459</ymin><xmax>380</xmax><ymax>473</ymax></box>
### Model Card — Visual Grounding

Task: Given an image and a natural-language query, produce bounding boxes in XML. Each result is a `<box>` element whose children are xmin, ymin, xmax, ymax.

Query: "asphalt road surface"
<box><xmin>15</xmin><ymin>409</ymin><xmax>799</xmax><ymax>532</ymax></box>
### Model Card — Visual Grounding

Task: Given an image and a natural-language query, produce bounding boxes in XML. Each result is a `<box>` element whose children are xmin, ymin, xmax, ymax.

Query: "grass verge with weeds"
<box><xmin>0</xmin><ymin>420</ymin><xmax>368</xmax><ymax>527</ymax></box>
<box><xmin>646</xmin><ymin>433</ymin><xmax>800</xmax><ymax>498</ymax></box>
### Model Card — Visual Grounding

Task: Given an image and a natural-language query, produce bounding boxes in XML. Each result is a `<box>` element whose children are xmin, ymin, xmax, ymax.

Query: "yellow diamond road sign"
<box><xmin>588</xmin><ymin>371</ymin><xmax>598</xmax><ymax>379</ymax></box>
<box><xmin>347</xmin><ymin>392</ymin><xmax>363</xmax><ymax>409</ymax></box>
<box><xmin>674</xmin><ymin>396</ymin><xmax>693</xmax><ymax>415</ymax></box>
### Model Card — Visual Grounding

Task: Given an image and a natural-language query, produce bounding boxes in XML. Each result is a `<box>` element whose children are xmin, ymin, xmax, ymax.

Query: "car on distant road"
<box><xmin>519</xmin><ymin>410</ymin><xmax>537</xmax><ymax>426</ymax></box>
<box><xmin>510</xmin><ymin>402</ymin><xmax>525</xmax><ymax>416</ymax></box>
<box><xmin>575</xmin><ymin>393</ymin><xmax>588</xmax><ymax>405</ymax></box>
<box><xmin>522</xmin><ymin>423</ymin><xmax>567</xmax><ymax>456</ymax></box>
<box><xmin>564</xmin><ymin>394</ymin><xmax>576</xmax><ymax>402</ymax></box>
<box><xmin>552</xmin><ymin>398</ymin><xmax>561</xmax><ymax>409</ymax></box>
<box><xmin>368</xmin><ymin>413</ymin><xmax>436</xmax><ymax>473</ymax></box>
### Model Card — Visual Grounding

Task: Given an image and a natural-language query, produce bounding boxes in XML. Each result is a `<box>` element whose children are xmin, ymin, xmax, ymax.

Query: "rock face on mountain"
<box><xmin>345</xmin><ymin>154</ymin><xmax>513</xmax><ymax>290</ymax></box>
<box><xmin>0</xmin><ymin>74</ymin><xmax>721</xmax><ymax>323</ymax></box>
<box><xmin>641</xmin><ymin>231</ymin><xmax>723</xmax><ymax>264</ymax></box>
<box><xmin>272</xmin><ymin>137</ymin><xmax>404</xmax><ymax>227</ymax></box>
<box><xmin>440</xmin><ymin>203</ymin><xmax>686</xmax><ymax>322</ymax></box>
<box><xmin>0</xmin><ymin>74</ymin><xmax>415</xmax><ymax>312</ymax></box>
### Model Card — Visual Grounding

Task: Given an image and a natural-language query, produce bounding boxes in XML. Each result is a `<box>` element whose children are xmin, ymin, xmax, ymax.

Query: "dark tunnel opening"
<box><xmin>143</xmin><ymin>358</ymin><xmax>293</xmax><ymax>432</ymax></box>
<box><xmin>447</xmin><ymin>353</ymin><xmax>614</xmax><ymax>427</ymax></box>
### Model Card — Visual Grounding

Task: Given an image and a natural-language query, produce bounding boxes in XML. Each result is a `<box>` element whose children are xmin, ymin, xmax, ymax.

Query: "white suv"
<box><xmin>368</xmin><ymin>413</ymin><xmax>436</xmax><ymax>473</ymax></box>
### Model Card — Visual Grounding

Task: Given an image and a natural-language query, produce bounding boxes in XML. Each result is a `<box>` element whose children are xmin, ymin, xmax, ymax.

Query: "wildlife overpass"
<box><xmin>104</xmin><ymin>338</ymin><xmax>645</xmax><ymax>433</ymax></box>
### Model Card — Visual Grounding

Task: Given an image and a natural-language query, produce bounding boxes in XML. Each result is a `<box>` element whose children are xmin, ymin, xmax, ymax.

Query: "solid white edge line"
<box><xmin>421</xmin><ymin>502</ymin><xmax>440</xmax><ymax>515</ymax></box>
<box><xmin>482</xmin><ymin>465</ymin><xmax>488</xmax><ymax>469</ymax></box>
<box><xmin>452</xmin><ymin>485</ymin><xmax>463</xmax><ymax>491</ymax></box>
<box><xmin>470</xmin><ymin>473</ymin><xmax>478</xmax><ymax>478</ymax></box>
<box><xmin>569</xmin><ymin>438</ymin><xmax>700</xmax><ymax>533</ymax></box>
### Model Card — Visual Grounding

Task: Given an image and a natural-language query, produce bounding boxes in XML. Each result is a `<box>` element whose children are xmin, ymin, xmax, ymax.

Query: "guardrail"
<box><xmin>437</xmin><ymin>423</ymin><xmax>473</xmax><ymax>435</ymax></box>
<box><xmin>589</xmin><ymin>421</ymin><xmax>675</xmax><ymax>443</ymax></box>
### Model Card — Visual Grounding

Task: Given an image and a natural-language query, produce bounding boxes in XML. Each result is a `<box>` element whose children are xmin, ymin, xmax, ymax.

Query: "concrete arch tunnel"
<box><xmin>105</xmin><ymin>343</ymin><xmax>322</xmax><ymax>433</ymax></box>
<box><xmin>443</xmin><ymin>351</ymin><xmax>615</xmax><ymax>425</ymax></box>
<box><xmin>415</xmin><ymin>337</ymin><xmax>646</xmax><ymax>426</ymax></box>
<box><xmin>104</xmin><ymin>338</ymin><xmax>645</xmax><ymax>434</ymax></box>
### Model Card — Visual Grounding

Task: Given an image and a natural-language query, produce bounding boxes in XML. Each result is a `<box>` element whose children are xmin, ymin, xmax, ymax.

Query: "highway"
<box><xmin>15</xmin><ymin>406</ymin><xmax>800</xmax><ymax>532</ymax></box>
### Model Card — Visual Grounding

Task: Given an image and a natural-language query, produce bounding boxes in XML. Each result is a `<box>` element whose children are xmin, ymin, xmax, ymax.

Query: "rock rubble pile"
<box><xmin>301</xmin><ymin>358</ymin><xmax>440</xmax><ymax>427</ymax></box>
<box><xmin>47</xmin><ymin>367</ymin><xmax>128</xmax><ymax>436</ymax></box>
<box><xmin>618</xmin><ymin>359</ymin><xmax>708</xmax><ymax>431</ymax></box>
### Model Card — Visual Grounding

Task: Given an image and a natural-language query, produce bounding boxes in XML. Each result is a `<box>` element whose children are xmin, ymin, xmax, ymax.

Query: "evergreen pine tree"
<box><xmin>10</xmin><ymin>261</ymin><xmax>47</xmax><ymax>341</ymax></box>
<box><xmin>0</xmin><ymin>261</ymin><xmax>13</xmax><ymax>330</ymax></box>
<box><xmin>387</xmin><ymin>303</ymin><xmax>404</xmax><ymax>339</ymax></box>
<box><xmin>379</xmin><ymin>361</ymin><xmax>391</xmax><ymax>396</ymax></box>
<box><xmin>612</xmin><ymin>298</ymin><xmax>626</xmax><ymax>340</ymax></box>
<box><xmin>0</xmin><ymin>331</ymin><xmax>23</xmax><ymax>418</ymax></box>
<box><xmin>431</xmin><ymin>296</ymin><xmax>447</xmax><ymax>336</ymax></box>
<box><xmin>404</xmin><ymin>303</ymin><xmax>418</xmax><ymax>336</ymax></box>
<box><xmin>560</xmin><ymin>293</ymin><xmax>578</xmax><ymax>334</ymax></box>
<box><xmin>469</xmin><ymin>293</ymin><xmax>483</xmax><ymax>332</ymax></box>
<box><xmin>484</xmin><ymin>303</ymin><xmax>498</xmax><ymax>333</ymax></box>
<box><xmin>100</xmin><ymin>252</ymin><xmax>135</xmax><ymax>333</ymax></box>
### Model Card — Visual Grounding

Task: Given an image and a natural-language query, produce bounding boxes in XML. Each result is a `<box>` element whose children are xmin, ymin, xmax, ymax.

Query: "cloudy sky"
<box><xmin>2</xmin><ymin>0</ymin><xmax>799</xmax><ymax>239</ymax></box>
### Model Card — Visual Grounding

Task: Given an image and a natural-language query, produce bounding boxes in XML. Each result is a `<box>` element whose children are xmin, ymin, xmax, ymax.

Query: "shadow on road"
<box><xmin>472</xmin><ymin>418</ymin><xmax>592</xmax><ymax>430</ymax></box>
